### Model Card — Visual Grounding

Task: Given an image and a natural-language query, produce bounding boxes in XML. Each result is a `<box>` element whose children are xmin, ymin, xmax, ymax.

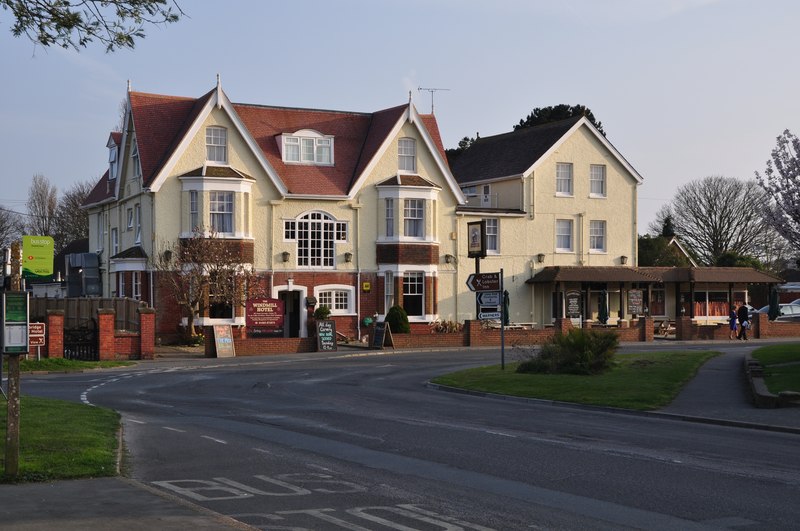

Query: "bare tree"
<box><xmin>152</xmin><ymin>230</ymin><xmax>264</xmax><ymax>341</ymax></box>
<box><xmin>0</xmin><ymin>206</ymin><xmax>23</xmax><ymax>249</ymax></box>
<box><xmin>54</xmin><ymin>180</ymin><xmax>94</xmax><ymax>252</ymax></box>
<box><xmin>2</xmin><ymin>0</ymin><xmax>184</xmax><ymax>52</ymax></box>
<box><xmin>756</xmin><ymin>129</ymin><xmax>800</xmax><ymax>249</ymax></box>
<box><xmin>26</xmin><ymin>174</ymin><xmax>58</xmax><ymax>238</ymax></box>
<box><xmin>654</xmin><ymin>175</ymin><xmax>780</xmax><ymax>266</ymax></box>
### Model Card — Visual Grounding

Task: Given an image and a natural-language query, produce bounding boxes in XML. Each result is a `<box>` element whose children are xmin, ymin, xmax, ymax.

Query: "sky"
<box><xmin>1</xmin><ymin>0</ymin><xmax>798</xmax><ymax>234</ymax></box>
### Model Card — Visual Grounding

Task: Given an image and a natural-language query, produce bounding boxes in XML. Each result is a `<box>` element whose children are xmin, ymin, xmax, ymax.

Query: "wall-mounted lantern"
<box><xmin>344</xmin><ymin>252</ymin><xmax>353</xmax><ymax>263</ymax></box>
<box><xmin>620</xmin><ymin>255</ymin><xmax>628</xmax><ymax>265</ymax></box>
<box><xmin>281</xmin><ymin>251</ymin><xmax>290</xmax><ymax>263</ymax></box>
<box><xmin>444</xmin><ymin>254</ymin><xmax>456</xmax><ymax>264</ymax></box>
<box><xmin>536</xmin><ymin>253</ymin><xmax>545</xmax><ymax>263</ymax></box>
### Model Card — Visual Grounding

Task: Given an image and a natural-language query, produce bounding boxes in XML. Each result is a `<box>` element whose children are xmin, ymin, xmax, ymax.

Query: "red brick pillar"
<box><xmin>642</xmin><ymin>317</ymin><xmax>654</xmax><ymax>342</ymax></box>
<box><xmin>138</xmin><ymin>307</ymin><xmax>156</xmax><ymax>360</ymax></box>
<box><xmin>554</xmin><ymin>318</ymin><xmax>572</xmax><ymax>336</ymax></box>
<box><xmin>97</xmin><ymin>309</ymin><xmax>116</xmax><ymax>361</ymax></box>
<box><xmin>46</xmin><ymin>310</ymin><xmax>64</xmax><ymax>359</ymax></box>
<box><xmin>755</xmin><ymin>312</ymin><xmax>768</xmax><ymax>339</ymax></box>
<box><xmin>675</xmin><ymin>316</ymin><xmax>692</xmax><ymax>341</ymax></box>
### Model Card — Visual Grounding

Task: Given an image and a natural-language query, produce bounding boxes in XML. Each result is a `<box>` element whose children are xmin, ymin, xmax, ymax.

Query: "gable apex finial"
<box><xmin>215</xmin><ymin>73</ymin><xmax>222</xmax><ymax>109</ymax></box>
<box><xmin>127</xmin><ymin>79</ymin><xmax>131</xmax><ymax>93</ymax></box>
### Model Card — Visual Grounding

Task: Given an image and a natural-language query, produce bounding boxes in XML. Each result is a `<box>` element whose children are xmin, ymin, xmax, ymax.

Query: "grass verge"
<box><xmin>431</xmin><ymin>350</ymin><xmax>720</xmax><ymax>410</ymax></box>
<box><xmin>0</xmin><ymin>397</ymin><xmax>120</xmax><ymax>482</ymax></box>
<box><xmin>5</xmin><ymin>358</ymin><xmax>135</xmax><ymax>373</ymax></box>
<box><xmin>750</xmin><ymin>344</ymin><xmax>800</xmax><ymax>394</ymax></box>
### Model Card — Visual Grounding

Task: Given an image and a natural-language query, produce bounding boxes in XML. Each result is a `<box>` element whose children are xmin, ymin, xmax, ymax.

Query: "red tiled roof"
<box><xmin>233</xmin><ymin>103</ymin><xmax>378</xmax><ymax>195</ymax></box>
<box><xmin>82</xmin><ymin>169</ymin><xmax>113</xmax><ymax>207</ymax></box>
<box><xmin>85</xmin><ymin>89</ymin><xmax>448</xmax><ymax>200</ymax></box>
<box><xmin>130</xmin><ymin>90</ymin><xmax>213</xmax><ymax>188</ymax></box>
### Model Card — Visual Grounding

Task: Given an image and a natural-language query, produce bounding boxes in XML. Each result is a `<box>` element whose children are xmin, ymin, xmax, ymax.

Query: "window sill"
<box><xmin>555</xmin><ymin>193</ymin><xmax>574</xmax><ymax>198</ymax></box>
<box><xmin>588</xmin><ymin>194</ymin><xmax>607</xmax><ymax>199</ymax></box>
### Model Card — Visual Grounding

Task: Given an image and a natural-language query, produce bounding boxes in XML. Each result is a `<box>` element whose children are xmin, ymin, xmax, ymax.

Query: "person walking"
<box><xmin>729</xmin><ymin>306</ymin><xmax>738</xmax><ymax>340</ymax></box>
<box><xmin>737</xmin><ymin>304</ymin><xmax>749</xmax><ymax>340</ymax></box>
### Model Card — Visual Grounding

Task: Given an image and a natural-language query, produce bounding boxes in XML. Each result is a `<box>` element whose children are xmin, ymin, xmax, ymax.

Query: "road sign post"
<box><xmin>466</xmin><ymin>272</ymin><xmax>501</xmax><ymax>292</ymax></box>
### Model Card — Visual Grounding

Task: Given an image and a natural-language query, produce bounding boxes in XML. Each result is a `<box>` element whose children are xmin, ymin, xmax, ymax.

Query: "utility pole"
<box><xmin>5</xmin><ymin>241</ymin><xmax>22</xmax><ymax>478</ymax></box>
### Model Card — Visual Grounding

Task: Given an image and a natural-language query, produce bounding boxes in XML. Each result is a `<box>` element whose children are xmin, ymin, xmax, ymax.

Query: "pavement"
<box><xmin>1</xmin><ymin>339</ymin><xmax>799</xmax><ymax>530</ymax></box>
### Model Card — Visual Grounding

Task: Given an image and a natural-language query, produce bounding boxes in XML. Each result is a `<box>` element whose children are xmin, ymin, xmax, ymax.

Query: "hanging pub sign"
<box><xmin>467</xmin><ymin>220</ymin><xmax>486</xmax><ymax>258</ymax></box>
<box><xmin>246</xmin><ymin>298</ymin><xmax>284</xmax><ymax>336</ymax></box>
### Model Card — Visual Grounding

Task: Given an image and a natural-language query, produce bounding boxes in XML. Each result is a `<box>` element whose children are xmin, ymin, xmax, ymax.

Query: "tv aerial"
<box><xmin>417</xmin><ymin>87</ymin><xmax>450</xmax><ymax>114</ymax></box>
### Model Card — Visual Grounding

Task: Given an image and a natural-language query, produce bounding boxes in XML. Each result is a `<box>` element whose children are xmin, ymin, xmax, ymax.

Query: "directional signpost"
<box><xmin>465</xmin><ymin>272</ymin><xmax>501</xmax><ymax>292</ymax></box>
<box><xmin>466</xmin><ymin>269</ymin><xmax>507</xmax><ymax>370</ymax></box>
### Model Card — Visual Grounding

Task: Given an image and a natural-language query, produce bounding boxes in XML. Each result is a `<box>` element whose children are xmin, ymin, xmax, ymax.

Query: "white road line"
<box><xmin>484</xmin><ymin>430</ymin><xmax>517</xmax><ymax>438</ymax></box>
<box><xmin>253</xmin><ymin>448</ymin><xmax>274</xmax><ymax>455</ymax></box>
<box><xmin>128</xmin><ymin>419</ymin><xmax>146</xmax><ymax>424</ymax></box>
<box><xmin>201</xmin><ymin>435</ymin><xmax>227</xmax><ymax>444</ymax></box>
<box><xmin>162</xmin><ymin>426</ymin><xmax>186</xmax><ymax>433</ymax></box>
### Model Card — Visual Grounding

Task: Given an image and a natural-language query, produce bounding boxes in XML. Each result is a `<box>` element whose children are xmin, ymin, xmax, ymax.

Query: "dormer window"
<box><xmin>206</xmin><ymin>126</ymin><xmax>228</xmax><ymax>163</ymax></box>
<box><xmin>398</xmin><ymin>138</ymin><xmax>416</xmax><ymax>173</ymax></box>
<box><xmin>108</xmin><ymin>146</ymin><xmax>118</xmax><ymax>180</ymax></box>
<box><xmin>281</xmin><ymin>130</ymin><xmax>333</xmax><ymax>165</ymax></box>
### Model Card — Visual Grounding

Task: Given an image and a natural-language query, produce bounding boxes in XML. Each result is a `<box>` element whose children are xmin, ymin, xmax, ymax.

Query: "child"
<box><xmin>729</xmin><ymin>306</ymin><xmax>738</xmax><ymax>340</ymax></box>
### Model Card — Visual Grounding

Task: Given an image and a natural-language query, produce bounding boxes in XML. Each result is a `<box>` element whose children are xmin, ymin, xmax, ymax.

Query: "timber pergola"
<box><xmin>638</xmin><ymin>267</ymin><xmax>783</xmax><ymax>319</ymax></box>
<box><xmin>526</xmin><ymin>266</ymin><xmax>660</xmax><ymax>321</ymax></box>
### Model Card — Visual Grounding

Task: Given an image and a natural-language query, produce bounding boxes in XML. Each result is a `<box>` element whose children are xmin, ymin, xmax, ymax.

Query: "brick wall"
<box><xmin>753</xmin><ymin>311</ymin><xmax>800</xmax><ymax>338</ymax></box>
<box><xmin>676</xmin><ymin>316</ymin><xmax>741</xmax><ymax>341</ymax></box>
<box><xmin>43</xmin><ymin>307</ymin><xmax>154</xmax><ymax>361</ymax></box>
<box><xmin>376</xmin><ymin>243</ymin><xmax>439</xmax><ymax>264</ymax></box>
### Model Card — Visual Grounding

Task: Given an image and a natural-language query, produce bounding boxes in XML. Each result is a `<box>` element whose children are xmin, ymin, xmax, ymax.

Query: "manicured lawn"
<box><xmin>431</xmin><ymin>350</ymin><xmax>720</xmax><ymax>411</ymax></box>
<box><xmin>750</xmin><ymin>344</ymin><xmax>800</xmax><ymax>394</ymax></box>
<box><xmin>0</xmin><ymin>396</ymin><xmax>120</xmax><ymax>482</ymax></box>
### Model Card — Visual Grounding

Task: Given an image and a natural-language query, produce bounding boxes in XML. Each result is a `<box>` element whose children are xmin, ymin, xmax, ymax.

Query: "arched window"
<box><xmin>291</xmin><ymin>212</ymin><xmax>347</xmax><ymax>267</ymax></box>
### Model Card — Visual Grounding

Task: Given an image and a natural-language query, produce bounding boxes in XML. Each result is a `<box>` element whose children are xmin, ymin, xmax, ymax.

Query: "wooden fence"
<box><xmin>30</xmin><ymin>297</ymin><xmax>146</xmax><ymax>332</ymax></box>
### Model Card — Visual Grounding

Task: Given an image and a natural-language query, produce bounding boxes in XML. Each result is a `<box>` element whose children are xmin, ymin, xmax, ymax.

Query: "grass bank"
<box><xmin>0</xmin><ymin>396</ymin><xmax>120</xmax><ymax>482</ymax></box>
<box><xmin>750</xmin><ymin>344</ymin><xmax>800</xmax><ymax>394</ymax></box>
<box><xmin>431</xmin><ymin>350</ymin><xmax>720</xmax><ymax>410</ymax></box>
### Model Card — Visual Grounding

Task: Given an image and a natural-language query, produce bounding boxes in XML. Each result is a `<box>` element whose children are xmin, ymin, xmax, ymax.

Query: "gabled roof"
<box><xmin>84</xmin><ymin>85</ymin><xmax>461</xmax><ymax>203</ymax></box>
<box><xmin>450</xmin><ymin>116</ymin><xmax>643</xmax><ymax>186</ymax></box>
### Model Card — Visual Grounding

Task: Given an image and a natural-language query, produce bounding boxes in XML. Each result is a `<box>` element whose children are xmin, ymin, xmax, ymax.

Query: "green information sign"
<box><xmin>5</xmin><ymin>292</ymin><xmax>27</xmax><ymax>323</ymax></box>
<box><xmin>3</xmin><ymin>292</ymin><xmax>29</xmax><ymax>354</ymax></box>
<box><xmin>22</xmin><ymin>235</ymin><xmax>54</xmax><ymax>279</ymax></box>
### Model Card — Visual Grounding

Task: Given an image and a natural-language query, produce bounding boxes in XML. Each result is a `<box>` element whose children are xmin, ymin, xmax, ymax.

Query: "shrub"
<box><xmin>385</xmin><ymin>305</ymin><xmax>411</xmax><ymax>333</ymax></box>
<box><xmin>314</xmin><ymin>305</ymin><xmax>332</xmax><ymax>320</ymax></box>
<box><xmin>516</xmin><ymin>329</ymin><xmax>618</xmax><ymax>375</ymax></box>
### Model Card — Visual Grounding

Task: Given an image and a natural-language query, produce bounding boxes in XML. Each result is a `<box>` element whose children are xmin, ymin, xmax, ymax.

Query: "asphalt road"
<box><xmin>23</xmin><ymin>347</ymin><xmax>800</xmax><ymax>530</ymax></box>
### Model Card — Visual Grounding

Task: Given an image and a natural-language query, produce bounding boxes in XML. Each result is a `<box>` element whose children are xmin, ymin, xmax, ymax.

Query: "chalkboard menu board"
<box><xmin>628</xmin><ymin>289</ymin><xmax>643</xmax><ymax>315</ymax></box>
<box><xmin>316</xmin><ymin>320</ymin><xmax>337</xmax><ymax>351</ymax></box>
<box><xmin>565</xmin><ymin>290</ymin><xmax>582</xmax><ymax>318</ymax></box>
<box><xmin>371</xmin><ymin>321</ymin><xmax>394</xmax><ymax>349</ymax></box>
<box><xmin>213</xmin><ymin>324</ymin><xmax>235</xmax><ymax>358</ymax></box>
